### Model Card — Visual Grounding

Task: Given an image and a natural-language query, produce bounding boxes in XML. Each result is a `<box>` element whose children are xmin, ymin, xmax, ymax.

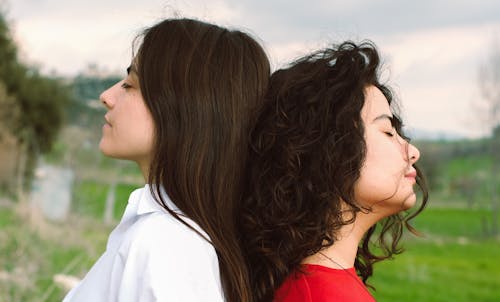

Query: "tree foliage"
<box><xmin>0</xmin><ymin>8</ymin><xmax>73</xmax><ymax>189</ymax></box>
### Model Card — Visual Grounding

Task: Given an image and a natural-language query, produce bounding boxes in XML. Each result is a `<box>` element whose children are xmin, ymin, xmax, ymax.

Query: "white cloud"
<box><xmin>376</xmin><ymin>22</ymin><xmax>500</xmax><ymax>137</ymax></box>
<box><xmin>379</xmin><ymin>22</ymin><xmax>500</xmax><ymax>75</ymax></box>
<box><xmin>9</xmin><ymin>0</ymin><xmax>242</xmax><ymax>74</ymax></box>
<box><xmin>5</xmin><ymin>0</ymin><xmax>500</xmax><ymax>137</ymax></box>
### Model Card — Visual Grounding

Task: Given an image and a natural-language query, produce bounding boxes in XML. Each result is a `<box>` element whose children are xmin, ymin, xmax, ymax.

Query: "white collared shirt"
<box><xmin>63</xmin><ymin>185</ymin><xmax>224</xmax><ymax>302</ymax></box>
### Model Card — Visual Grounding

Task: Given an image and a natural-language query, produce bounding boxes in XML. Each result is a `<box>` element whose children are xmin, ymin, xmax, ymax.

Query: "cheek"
<box><xmin>100</xmin><ymin>102</ymin><xmax>155</xmax><ymax>160</ymax></box>
<box><xmin>129</xmin><ymin>107</ymin><xmax>155</xmax><ymax>151</ymax></box>
<box><xmin>355</xmin><ymin>149</ymin><xmax>401</xmax><ymax>205</ymax></box>
<box><xmin>355</xmin><ymin>165</ymin><xmax>383</xmax><ymax>204</ymax></box>
<box><xmin>355</xmin><ymin>170</ymin><xmax>398</xmax><ymax>207</ymax></box>
<box><xmin>364</xmin><ymin>134</ymin><xmax>403</xmax><ymax>177</ymax></box>
<box><xmin>138</xmin><ymin>119</ymin><xmax>155</xmax><ymax>153</ymax></box>
<box><xmin>361</xmin><ymin>144</ymin><xmax>387</xmax><ymax>181</ymax></box>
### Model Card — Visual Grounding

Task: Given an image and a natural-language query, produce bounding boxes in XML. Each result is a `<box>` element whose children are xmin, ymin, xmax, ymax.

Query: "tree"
<box><xmin>0</xmin><ymin>7</ymin><xmax>72</xmax><ymax>196</ymax></box>
<box><xmin>477</xmin><ymin>36</ymin><xmax>500</xmax><ymax>236</ymax></box>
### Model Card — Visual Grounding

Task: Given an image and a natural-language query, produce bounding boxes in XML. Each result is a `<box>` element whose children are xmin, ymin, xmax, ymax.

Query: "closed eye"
<box><xmin>121</xmin><ymin>82</ymin><xmax>132</xmax><ymax>89</ymax></box>
<box><xmin>384</xmin><ymin>130</ymin><xmax>395</xmax><ymax>137</ymax></box>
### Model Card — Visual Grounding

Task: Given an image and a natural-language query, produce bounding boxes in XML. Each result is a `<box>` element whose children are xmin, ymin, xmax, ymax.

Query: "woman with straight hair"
<box><xmin>63</xmin><ymin>18</ymin><xmax>270</xmax><ymax>302</ymax></box>
<box><xmin>239</xmin><ymin>41</ymin><xmax>428</xmax><ymax>301</ymax></box>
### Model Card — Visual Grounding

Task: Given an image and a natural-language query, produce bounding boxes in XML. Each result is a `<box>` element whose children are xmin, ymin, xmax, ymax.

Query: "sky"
<box><xmin>3</xmin><ymin>0</ymin><xmax>500</xmax><ymax>138</ymax></box>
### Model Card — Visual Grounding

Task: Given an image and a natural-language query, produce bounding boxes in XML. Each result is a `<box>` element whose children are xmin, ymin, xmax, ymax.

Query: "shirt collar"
<box><xmin>134</xmin><ymin>184</ymin><xmax>182</xmax><ymax>216</ymax></box>
<box><xmin>132</xmin><ymin>184</ymin><xmax>212</xmax><ymax>243</ymax></box>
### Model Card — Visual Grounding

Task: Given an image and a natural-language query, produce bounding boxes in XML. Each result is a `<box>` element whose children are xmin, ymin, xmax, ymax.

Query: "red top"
<box><xmin>274</xmin><ymin>264</ymin><xmax>376</xmax><ymax>302</ymax></box>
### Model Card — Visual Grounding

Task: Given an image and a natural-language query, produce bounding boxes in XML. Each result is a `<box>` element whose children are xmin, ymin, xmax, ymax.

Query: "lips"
<box><xmin>405</xmin><ymin>170</ymin><xmax>417</xmax><ymax>178</ymax></box>
<box><xmin>104</xmin><ymin>115</ymin><xmax>112</xmax><ymax>127</ymax></box>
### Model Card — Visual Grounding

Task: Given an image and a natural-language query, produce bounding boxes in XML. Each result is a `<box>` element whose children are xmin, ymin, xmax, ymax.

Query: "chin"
<box><xmin>99</xmin><ymin>140</ymin><xmax>117</xmax><ymax>158</ymax></box>
<box><xmin>98</xmin><ymin>140</ymin><xmax>109</xmax><ymax>155</ymax></box>
<box><xmin>400</xmin><ymin>193</ymin><xmax>417</xmax><ymax>210</ymax></box>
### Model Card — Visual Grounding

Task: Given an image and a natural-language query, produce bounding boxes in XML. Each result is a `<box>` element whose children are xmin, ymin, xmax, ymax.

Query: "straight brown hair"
<box><xmin>136</xmin><ymin>18</ymin><xmax>270</xmax><ymax>301</ymax></box>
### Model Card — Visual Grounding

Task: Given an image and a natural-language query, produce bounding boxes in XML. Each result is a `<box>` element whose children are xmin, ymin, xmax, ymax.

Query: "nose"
<box><xmin>407</xmin><ymin>142</ymin><xmax>420</xmax><ymax>164</ymax></box>
<box><xmin>100</xmin><ymin>86</ymin><xmax>114</xmax><ymax>109</ymax></box>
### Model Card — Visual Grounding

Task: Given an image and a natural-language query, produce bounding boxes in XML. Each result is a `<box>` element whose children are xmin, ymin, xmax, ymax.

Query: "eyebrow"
<box><xmin>372</xmin><ymin>114</ymin><xmax>394</xmax><ymax>123</ymax></box>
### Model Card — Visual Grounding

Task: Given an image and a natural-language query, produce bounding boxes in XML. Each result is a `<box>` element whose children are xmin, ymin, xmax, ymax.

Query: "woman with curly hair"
<box><xmin>239</xmin><ymin>41</ymin><xmax>428</xmax><ymax>301</ymax></box>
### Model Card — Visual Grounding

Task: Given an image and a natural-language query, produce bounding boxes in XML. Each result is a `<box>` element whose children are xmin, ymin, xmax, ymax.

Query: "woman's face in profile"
<box><xmin>354</xmin><ymin>85</ymin><xmax>420</xmax><ymax>216</ymax></box>
<box><xmin>98</xmin><ymin>67</ymin><xmax>154</xmax><ymax>168</ymax></box>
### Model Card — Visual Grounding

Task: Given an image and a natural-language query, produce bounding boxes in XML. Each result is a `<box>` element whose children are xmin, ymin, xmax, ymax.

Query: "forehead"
<box><xmin>361</xmin><ymin>85</ymin><xmax>391</xmax><ymax>120</ymax></box>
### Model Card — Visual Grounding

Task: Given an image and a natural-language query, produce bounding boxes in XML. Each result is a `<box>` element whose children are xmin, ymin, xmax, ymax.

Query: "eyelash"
<box><xmin>385</xmin><ymin>131</ymin><xmax>394</xmax><ymax>137</ymax></box>
<box><xmin>121</xmin><ymin>82</ymin><xmax>132</xmax><ymax>89</ymax></box>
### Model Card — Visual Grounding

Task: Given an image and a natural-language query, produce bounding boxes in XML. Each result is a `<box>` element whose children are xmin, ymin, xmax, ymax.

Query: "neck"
<box><xmin>303</xmin><ymin>210</ymin><xmax>381</xmax><ymax>269</ymax></box>
<box><xmin>137</xmin><ymin>160</ymin><xmax>150</xmax><ymax>183</ymax></box>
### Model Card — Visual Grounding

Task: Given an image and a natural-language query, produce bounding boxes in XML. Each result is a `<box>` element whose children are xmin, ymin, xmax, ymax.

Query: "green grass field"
<box><xmin>1</xmin><ymin>180</ymin><xmax>499</xmax><ymax>301</ymax></box>
<box><xmin>371</xmin><ymin>207</ymin><xmax>500</xmax><ymax>301</ymax></box>
<box><xmin>371</xmin><ymin>237</ymin><xmax>500</xmax><ymax>301</ymax></box>
<box><xmin>71</xmin><ymin>181</ymin><xmax>137</xmax><ymax>220</ymax></box>
<box><xmin>0</xmin><ymin>205</ymin><xmax>110</xmax><ymax>301</ymax></box>
<box><xmin>0</xmin><ymin>181</ymin><xmax>137</xmax><ymax>302</ymax></box>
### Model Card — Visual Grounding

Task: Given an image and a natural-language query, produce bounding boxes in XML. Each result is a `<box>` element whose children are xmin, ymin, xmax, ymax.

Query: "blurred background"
<box><xmin>0</xmin><ymin>0</ymin><xmax>498</xmax><ymax>301</ymax></box>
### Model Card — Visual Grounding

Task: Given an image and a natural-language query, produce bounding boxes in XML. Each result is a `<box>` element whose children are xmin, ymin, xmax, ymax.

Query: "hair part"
<box><xmin>135</xmin><ymin>18</ymin><xmax>270</xmax><ymax>302</ymax></box>
<box><xmin>239</xmin><ymin>41</ymin><xmax>428</xmax><ymax>302</ymax></box>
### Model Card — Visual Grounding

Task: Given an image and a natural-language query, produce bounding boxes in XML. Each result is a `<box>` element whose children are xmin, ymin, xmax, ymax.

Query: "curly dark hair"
<box><xmin>238</xmin><ymin>41</ymin><xmax>429</xmax><ymax>302</ymax></box>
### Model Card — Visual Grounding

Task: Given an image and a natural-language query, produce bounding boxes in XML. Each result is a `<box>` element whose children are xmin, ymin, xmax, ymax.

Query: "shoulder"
<box><xmin>116</xmin><ymin>211</ymin><xmax>223</xmax><ymax>301</ymax></box>
<box><xmin>122</xmin><ymin>211</ymin><xmax>217</xmax><ymax>267</ymax></box>
<box><xmin>125</xmin><ymin>185</ymin><xmax>216</xmax><ymax>260</ymax></box>
<box><xmin>275</xmin><ymin>265</ymin><xmax>375</xmax><ymax>302</ymax></box>
<box><xmin>274</xmin><ymin>270</ymin><xmax>312</xmax><ymax>302</ymax></box>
